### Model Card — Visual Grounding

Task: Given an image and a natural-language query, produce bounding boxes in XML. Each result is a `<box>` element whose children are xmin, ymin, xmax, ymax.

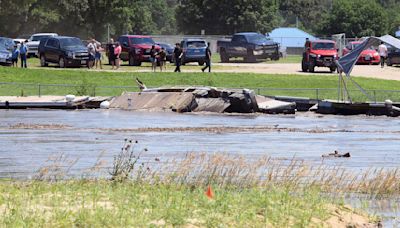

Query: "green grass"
<box><xmin>1</xmin><ymin>59</ymin><xmax>400</xmax><ymax>101</ymax></box>
<box><xmin>0</xmin><ymin>180</ymin><xmax>338</xmax><ymax>227</ymax></box>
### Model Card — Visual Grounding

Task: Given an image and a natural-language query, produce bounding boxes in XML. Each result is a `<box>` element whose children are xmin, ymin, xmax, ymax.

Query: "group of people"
<box><xmin>11</xmin><ymin>41</ymin><xmax>28</xmax><ymax>68</ymax></box>
<box><xmin>172</xmin><ymin>42</ymin><xmax>212</xmax><ymax>73</ymax></box>
<box><xmin>100</xmin><ymin>38</ymin><xmax>212</xmax><ymax>72</ymax></box>
<box><xmin>107</xmin><ymin>38</ymin><xmax>122</xmax><ymax>70</ymax></box>
<box><xmin>87</xmin><ymin>39</ymin><xmax>104</xmax><ymax>69</ymax></box>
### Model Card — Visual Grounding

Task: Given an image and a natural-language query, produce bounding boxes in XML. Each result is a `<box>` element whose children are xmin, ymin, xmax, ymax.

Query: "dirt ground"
<box><xmin>213</xmin><ymin>62</ymin><xmax>400</xmax><ymax>81</ymax></box>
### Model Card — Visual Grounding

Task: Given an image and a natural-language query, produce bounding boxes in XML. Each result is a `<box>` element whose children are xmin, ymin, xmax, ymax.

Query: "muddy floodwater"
<box><xmin>0</xmin><ymin>109</ymin><xmax>399</xmax><ymax>224</ymax></box>
<box><xmin>1</xmin><ymin>109</ymin><xmax>399</xmax><ymax>178</ymax></box>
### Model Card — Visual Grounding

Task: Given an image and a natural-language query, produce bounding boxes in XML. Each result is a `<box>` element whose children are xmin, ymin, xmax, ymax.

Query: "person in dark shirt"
<box><xmin>150</xmin><ymin>45</ymin><xmax>157</xmax><ymax>72</ymax></box>
<box><xmin>158</xmin><ymin>47</ymin><xmax>167</xmax><ymax>72</ymax></box>
<box><xmin>173</xmin><ymin>43</ymin><xmax>183</xmax><ymax>72</ymax></box>
<box><xmin>202</xmin><ymin>42</ymin><xmax>212</xmax><ymax>72</ymax></box>
<box><xmin>19</xmin><ymin>41</ymin><xmax>28</xmax><ymax>68</ymax></box>
<box><xmin>108</xmin><ymin>38</ymin><xmax>116</xmax><ymax>70</ymax></box>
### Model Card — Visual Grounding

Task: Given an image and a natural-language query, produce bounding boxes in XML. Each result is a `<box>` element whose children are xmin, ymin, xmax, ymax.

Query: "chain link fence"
<box><xmin>1</xmin><ymin>82</ymin><xmax>399</xmax><ymax>102</ymax></box>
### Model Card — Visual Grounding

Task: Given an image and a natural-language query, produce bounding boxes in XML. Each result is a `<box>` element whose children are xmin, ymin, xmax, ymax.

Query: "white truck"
<box><xmin>26</xmin><ymin>33</ymin><xmax>58</xmax><ymax>57</ymax></box>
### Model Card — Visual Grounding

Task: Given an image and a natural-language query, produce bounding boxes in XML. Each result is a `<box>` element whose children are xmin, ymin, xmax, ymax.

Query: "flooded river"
<box><xmin>1</xmin><ymin>109</ymin><xmax>399</xmax><ymax>178</ymax></box>
<box><xmin>0</xmin><ymin>109</ymin><xmax>399</xmax><ymax>224</ymax></box>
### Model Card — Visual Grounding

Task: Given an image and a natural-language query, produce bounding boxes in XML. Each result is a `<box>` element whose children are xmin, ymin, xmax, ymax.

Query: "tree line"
<box><xmin>0</xmin><ymin>0</ymin><xmax>399</xmax><ymax>41</ymax></box>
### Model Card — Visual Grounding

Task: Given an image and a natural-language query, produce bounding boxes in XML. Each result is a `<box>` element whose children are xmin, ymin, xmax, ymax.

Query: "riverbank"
<box><xmin>1</xmin><ymin>67</ymin><xmax>400</xmax><ymax>101</ymax></box>
<box><xmin>0</xmin><ymin>180</ymin><xmax>378</xmax><ymax>227</ymax></box>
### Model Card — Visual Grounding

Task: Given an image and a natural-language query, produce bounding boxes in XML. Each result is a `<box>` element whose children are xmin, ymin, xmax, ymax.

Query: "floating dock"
<box><xmin>0</xmin><ymin>96</ymin><xmax>111</xmax><ymax>109</ymax></box>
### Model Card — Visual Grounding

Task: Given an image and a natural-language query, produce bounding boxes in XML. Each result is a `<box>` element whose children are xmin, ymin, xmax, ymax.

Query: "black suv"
<box><xmin>38</xmin><ymin>36</ymin><xmax>89</xmax><ymax>68</ymax></box>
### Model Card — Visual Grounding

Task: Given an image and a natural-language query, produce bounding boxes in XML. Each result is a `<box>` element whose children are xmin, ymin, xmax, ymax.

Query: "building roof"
<box><xmin>267</xmin><ymin>27</ymin><xmax>316</xmax><ymax>48</ymax></box>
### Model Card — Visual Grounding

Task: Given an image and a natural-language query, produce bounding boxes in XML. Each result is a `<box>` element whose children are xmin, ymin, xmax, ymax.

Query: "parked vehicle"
<box><xmin>26</xmin><ymin>33</ymin><xmax>58</xmax><ymax>58</ymax></box>
<box><xmin>179</xmin><ymin>38</ymin><xmax>207</xmax><ymax>65</ymax></box>
<box><xmin>156</xmin><ymin>42</ymin><xmax>174</xmax><ymax>62</ymax></box>
<box><xmin>38</xmin><ymin>36</ymin><xmax>89</xmax><ymax>68</ymax></box>
<box><xmin>0</xmin><ymin>37</ymin><xmax>14</xmax><ymax>66</ymax></box>
<box><xmin>387</xmin><ymin>47</ymin><xmax>400</xmax><ymax>66</ymax></box>
<box><xmin>342</xmin><ymin>41</ymin><xmax>380</xmax><ymax>64</ymax></box>
<box><xmin>13</xmin><ymin>38</ymin><xmax>27</xmax><ymax>46</ymax></box>
<box><xmin>217</xmin><ymin>32</ymin><xmax>280</xmax><ymax>63</ymax></box>
<box><xmin>113</xmin><ymin>35</ymin><xmax>160</xmax><ymax>66</ymax></box>
<box><xmin>302</xmin><ymin>40</ymin><xmax>338</xmax><ymax>73</ymax></box>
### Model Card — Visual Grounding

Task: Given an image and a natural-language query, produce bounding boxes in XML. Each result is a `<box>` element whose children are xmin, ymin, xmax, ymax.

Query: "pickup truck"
<box><xmin>217</xmin><ymin>32</ymin><xmax>280</xmax><ymax>63</ymax></box>
<box><xmin>115</xmin><ymin>35</ymin><xmax>161</xmax><ymax>66</ymax></box>
<box><xmin>26</xmin><ymin>33</ymin><xmax>58</xmax><ymax>58</ymax></box>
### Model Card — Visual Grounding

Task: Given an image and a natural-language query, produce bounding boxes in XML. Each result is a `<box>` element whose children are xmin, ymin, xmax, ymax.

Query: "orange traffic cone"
<box><xmin>205</xmin><ymin>185</ymin><xmax>214</xmax><ymax>199</ymax></box>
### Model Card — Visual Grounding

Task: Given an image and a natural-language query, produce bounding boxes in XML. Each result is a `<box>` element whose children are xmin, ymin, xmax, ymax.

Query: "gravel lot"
<box><xmin>213</xmin><ymin>62</ymin><xmax>400</xmax><ymax>81</ymax></box>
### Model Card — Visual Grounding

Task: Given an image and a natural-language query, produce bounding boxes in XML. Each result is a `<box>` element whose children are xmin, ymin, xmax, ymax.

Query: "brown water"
<box><xmin>0</xmin><ymin>109</ymin><xmax>399</xmax><ymax>224</ymax></box>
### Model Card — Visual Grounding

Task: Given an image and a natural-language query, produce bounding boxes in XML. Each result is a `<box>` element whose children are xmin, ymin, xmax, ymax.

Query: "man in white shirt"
<box><xmin>378</xmin><ymin>42</ymin><xmax>388</xmax><ymax>68</ymax></box>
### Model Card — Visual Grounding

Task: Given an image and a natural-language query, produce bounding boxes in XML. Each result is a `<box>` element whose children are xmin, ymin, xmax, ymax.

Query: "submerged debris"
<box><xmin>322</xmin><ymin>150</ymin><xmax>351</xmax><ymax>158</ymax></box>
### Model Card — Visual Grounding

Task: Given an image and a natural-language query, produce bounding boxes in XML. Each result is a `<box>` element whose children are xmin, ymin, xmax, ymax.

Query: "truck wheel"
<box><xmin>246</xmin><ymin>49</ymin><xmax>256</xmax><ymax>63</ymax></box>
<box><xmin>308</xmin><ymin>59</ymin><xmax>315</xmax><ymax>72</ymax></box>
<box><xmin>220</xmin><ymin>49</ymin><xmax>229</xmax><ymax>63</ymax></box>
<box><xmin>330</xmin><ymin>66</ymin><xmax>336</xmax><ymax>73</ymax></box>
<box><xmin>59</xmin><ymin>57</ymin><xmax>66</xmax><ymax>68</ymax></box>
<box><xmin>301</xmin><ymin>59</ymin><xmax>308</xmax><ymax>72</ymax></box>
<box><xmin>129</xmin><ymin>55</ymin><xmax>135</xmax><ymax>66</ymax></box>
<box><xmin>387</xmin><ymin>58</ymin><xmax>392</xmax><ymax>66</ymax></box>
<box><xmin>198</xmin><ymin>61</ymin><xmax>205</xmax><ymax>66</ymax></box>
<box><xmin>271</xmin><ymin>55</ymin><xmax>280</xmax><ymax>61</ymax></box>
<box><xmin>40</xmin><ymin>55</ymin><xmax>48</xmax><ymax>67</ymax></box>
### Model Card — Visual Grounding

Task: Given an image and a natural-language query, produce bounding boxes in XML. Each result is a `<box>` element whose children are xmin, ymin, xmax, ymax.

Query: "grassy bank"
<box><xmin>0</xmin><ymin>180</ymin><xmax>379</xmax><ymax>227</ymax></box>
<box><xmin>1</xmin><ymin>66</ymin><xmax>400</xmax><ymax>101</ymax></box>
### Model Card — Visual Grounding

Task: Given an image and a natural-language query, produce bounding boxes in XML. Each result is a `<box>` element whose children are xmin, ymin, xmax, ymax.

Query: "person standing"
<box><xmin>158</xmin><ymin>47</ymin><xmax>167</xmax><ymax>72</ymax></box>
<box><xmin>150</xmin><ymin>45</ymin><xmax>157</xmax><ymax>72</ymax></box>
<box><xmin>94</xmin><ymin>39</ymin><xmax>103</xmax><ymax>69</ymax></box>
<box><xmin>19</xmin><ymin>41</ymin><xmax>27</xmax><ymax>68</ymax></box>
<box><xmin>173</xmin><ymin>43</ymin><xmax>183</xmax><ymax>72</ymax></box>
<box><xmin>108</xmin><ymin>38</ymin><xmax>116</xmax><ymax>70</ymax></box>
<box><xmin>87</xmin><ymin>39</ymin><xmax>96</xmax><ymax>69</ymax></box>
<box><xmin>202</xmin><ymin>42</ymin><xmax>212</xmax><ymax>72</ymax></box>
<box><xmin>378</xmin><ymin>42</ymin><xmax>388</xmax><ymax>68</ymax></box>
<box><xmin>11</xmin><ymin>45</ymin><xmax>19</xmax><ymax>67</ymax></box>
<box><xmin>114</xmin><ymin>42</ymin><xmax>122</xmax><ymax>70</ymax></box>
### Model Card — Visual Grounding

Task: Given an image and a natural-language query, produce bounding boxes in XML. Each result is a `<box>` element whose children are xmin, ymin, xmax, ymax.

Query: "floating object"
<box><xmin>65</xmin><ymin>94</ymin><xmax>76</xmax><ymax>102</ymax></box>
<box><xmin>316</xmin><ymin>100</ymin><xmax>400</xmax><ymax>117</ymax></box>
<box><xmin>100</xmin><ymin>100</ymin><xmax>110</xmax><ymax>109</ymax></box>
<box><xmin>322</xmin><ymin>150</ymin><xmax>351</xmax><ymax>158</ymax></box>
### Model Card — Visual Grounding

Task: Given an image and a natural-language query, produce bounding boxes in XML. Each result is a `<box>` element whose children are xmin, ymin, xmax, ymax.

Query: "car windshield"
<box><xmin>247</xmin><ymin>34</ymin><xmax>269</xmax><ymax>43</ymax></box>
<box><xmin>0</xmin><ymin>37</ymin><xmax>14</xmax><ymax>49</ymax></box>
<box><xmin>60</xmin><ymin>38</ymin><xmax>84</xmax><ymax>48</ymax></box>
<box><xmin>312</xmin><ymin>42</ymin><xmax>335</xmax><ymax>50</ymax></box>
<box><xmin>130</xmin><ymin>37</ymin><xmax>155</xmax><ymax>45</ymax></box>
<box><xmin>186</xmin><ymin>41</ymin><xmax>206</xmax><ymax>48</ymax></box>
<box><xmin>158</xmin><ymin>43</ymin><xmax>173</xmax><ymax>49</ymax></box>
<box><xmin>31</xmin><ymin>35</ymin><xmax>52</xmax><ymax>41</ymax></box>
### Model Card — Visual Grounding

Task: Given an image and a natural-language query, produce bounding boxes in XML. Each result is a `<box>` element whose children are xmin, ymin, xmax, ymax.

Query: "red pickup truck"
<box><xmin>116</xmin><ymin>35</ymin><xmax>160</xmax><ymax>66</ymax></box>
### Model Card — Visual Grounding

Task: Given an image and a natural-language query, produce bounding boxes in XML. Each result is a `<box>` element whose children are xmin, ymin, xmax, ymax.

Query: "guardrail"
<box><xmin>0</xmin><ymin>82</ymin><xmax>399</xmax><ymax>102</ymax></box>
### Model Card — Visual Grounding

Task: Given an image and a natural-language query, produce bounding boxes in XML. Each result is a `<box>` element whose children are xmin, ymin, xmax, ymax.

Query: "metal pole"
<box><xmin>107</xmin><ymin>24</ymin><xmax>110</xmax><ymax>42</ymax></box>
<box><xmin>38</xmin><ymin>84</ymin><xmax>41</xmax><ymax>97</ymax></box>
<box><xmin>316</xmin><ymin>88</ymin><xmax>319</xmax><ymax>100</ymax></box>
<box><xmin>338</xmin><ymin>73</ymin><xmax>341</xmax><ymax>101</ymax></box>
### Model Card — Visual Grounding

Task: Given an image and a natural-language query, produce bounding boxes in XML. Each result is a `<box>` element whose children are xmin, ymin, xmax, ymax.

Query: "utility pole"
<box><xmin>107</xmin><ymin>24</ymin><xmax>110</xmax><ymax>42</ymax></box>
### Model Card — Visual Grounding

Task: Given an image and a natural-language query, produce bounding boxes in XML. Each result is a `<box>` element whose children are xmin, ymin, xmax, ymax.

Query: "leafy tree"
<box><xmin>318</xmin><ymin>0</ymin><xmax>389</xmax><ymax>37</ymax></box>
<box><xmin>176</xmin><ymin>0</ymin><xmax>280</xmax><ymax>35</ymax></box>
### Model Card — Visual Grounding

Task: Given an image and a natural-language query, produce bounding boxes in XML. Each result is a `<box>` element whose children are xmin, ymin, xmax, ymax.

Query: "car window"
<box><xmin>129</xmin><ymin>37</ymin><xmax>155</xmax><ymax>45</ymax></box>
<box><xmin>312</xmin><ymin>42</ymin><xmax>335</xmax><ymax>50</ymax></box>
<box><xmin>247</xmin><ymin>34</ymin><xmax>268</xmax><ymax>43</ymax></box>
<box><xmin>46</xmin><ymin>39</ymin><xmax>57</xmax><ymax>48</ymax></box>
<box><xmin>186</xmin><ymin>41</ymin><xmax>206</xmax><ymax>48</ymax></box>
<box><xmin>0</xmin><ymin>37</ymin><xmax>14</xmax><ymax>50</ymax></box>
<box><xmin>232</xmin><ymin>35</ymin><xmax>246</xmax><ymax>43</ymax></box>
<box><xmin>60</xmin><ymin>38</ymin><xmax>84</xmax><ymax>48</ymax></box>
<box><xmin>31</xmin><ymin>35</ymin><xmax>52</xmax><ymax>42</ymax></box>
